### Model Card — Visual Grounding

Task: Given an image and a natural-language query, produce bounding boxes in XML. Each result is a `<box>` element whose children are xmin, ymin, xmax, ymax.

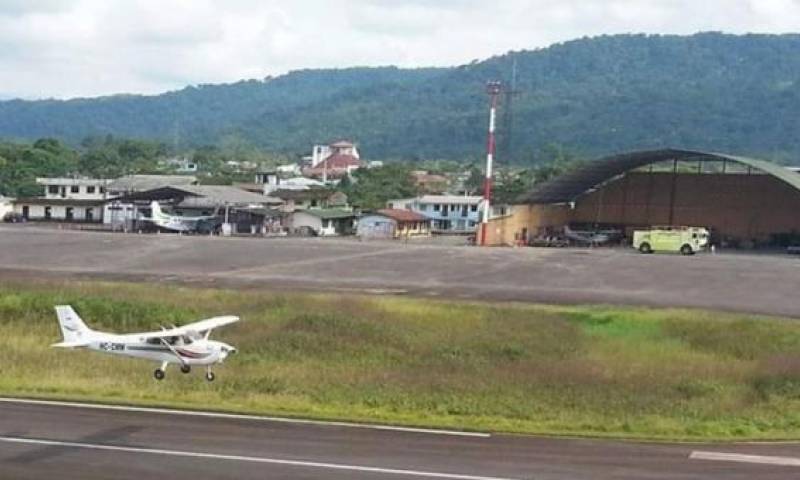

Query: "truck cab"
<box><xmin>632</xmin><ymin>226</ymin><xmax>710</xmax><ymax>255</ymax></box>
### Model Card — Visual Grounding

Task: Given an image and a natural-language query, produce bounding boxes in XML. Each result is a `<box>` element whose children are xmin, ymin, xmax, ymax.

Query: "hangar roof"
<box><xmin>519</xmin><ymin>149</ymin><xmax>800</xmax><ymax>205</ymax></box>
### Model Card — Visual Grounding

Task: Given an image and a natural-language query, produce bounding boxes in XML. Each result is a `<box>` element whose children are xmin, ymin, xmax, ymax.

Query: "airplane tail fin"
<box><xmin>53</xmin><ymin>305</ymin><xmax>93</xmax><ymax>347</ymax></box>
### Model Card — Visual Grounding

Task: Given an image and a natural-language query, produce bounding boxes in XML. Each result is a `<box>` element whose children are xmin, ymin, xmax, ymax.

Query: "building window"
<box><xmin>100</xmin><ymin>187</ymin><xmax>106</xmax><ymax>194</ymax></box>
<box><xmin>70</xmin><ymin>185</ymin><xmax>80</xmax><ymax>193</ymax></box>
<box><xmin>433</xmin><ymin>204</ymin><xmax>440</xmax><ymax>212</ymax></box>
<box><xmin>461</xmin><ymin>206</ymin><xmax>468</xmax><ymax>217</ymax></box>
<box><xmin>48</xmin><ymin>185</ymin><xmax>59</xmax><ymax>195</ymax></box>
<box><xmin>44</xmin><ymin>206</ymin><xmax>52</xmax><ymax>220</ymax></box>
<box><xmin>87</xmin><ymin>186</ymin><xmax>96</xmax><ymax>194</ymax></box>
<box><xmin>470</xmin><ymin>204</ymin><xmax>478</xmax><ymax>212</ymax></box>
<box><xmin>85</xmin><ymin>208</ymin><xmax>94</xmax><ymax>221</ymax></box>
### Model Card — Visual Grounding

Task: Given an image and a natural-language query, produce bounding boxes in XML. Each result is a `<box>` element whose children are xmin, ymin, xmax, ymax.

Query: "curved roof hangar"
<box><xmin>519</xmin><ymin>148</ymin><xmax>800</xmax><ymax>205</ymax></box>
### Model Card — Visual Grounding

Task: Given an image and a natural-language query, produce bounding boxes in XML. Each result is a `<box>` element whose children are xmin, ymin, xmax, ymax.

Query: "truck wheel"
<box><xmin>639</xmin><ymin>242</ymin><xmax>653</xmax><ymax>254</ymax></box>
<box><xmin>680</xmin><ymin>244</ymin><xmax>694</xmax><ymax>255</ymax></box>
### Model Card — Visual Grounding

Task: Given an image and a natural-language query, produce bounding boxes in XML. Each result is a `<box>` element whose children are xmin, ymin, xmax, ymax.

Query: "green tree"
<box><xmin>341</xmin><ymin>164</ymin><xmax>419</xmax><ymax>210</ymax></box>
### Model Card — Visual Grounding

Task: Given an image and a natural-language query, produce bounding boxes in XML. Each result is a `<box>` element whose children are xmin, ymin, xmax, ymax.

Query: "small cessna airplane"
<box><xmin>146</xmin><ymin>201</ymin><xmax>220</xmax><ymax>233</ymax></box>
<box><xmin>52</xmin><ymin>305</ymin><xmax>239</xmax><ymax>381</ymax></box>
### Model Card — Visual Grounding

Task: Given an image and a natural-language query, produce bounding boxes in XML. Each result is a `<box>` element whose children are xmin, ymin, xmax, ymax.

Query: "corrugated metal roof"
<box><xmin>108</xmin><ymin>175</ymin><xmax>197</xmax><ymax>193</ymax></box>
<box><xmin>177</xmin><ymin>185</ymin><xmax>281</xmax><ymax>204</ymax></box>
<box><xmin>519</xmin><ymin>149</ymin><xmax>800</xmax><ymax>204</ymax></box>
<box><xmin>296</xmin><ymin>209</ymin><xmax>356</xmax><ymax>219</ymax></box>
<box><xmin>375</xmin><ymin>208</ymin><xmax>429</xmax><ymax>222</ymax></box>
<box><xmin>417</xmin><ymin>195</ymin><xmax>483</xmax><ymax>205</ymax></box>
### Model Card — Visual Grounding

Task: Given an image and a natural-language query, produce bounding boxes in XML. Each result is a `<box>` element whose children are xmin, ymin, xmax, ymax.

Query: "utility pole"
<box><xmin>480</xmin><ymin>81</ymin><xmax>502</xmax><ymax>246</ymax></box>
<box><xmin>502</xmin><ymin>58</ymin><xmax>520</xmax><ymax>163</ymax></box>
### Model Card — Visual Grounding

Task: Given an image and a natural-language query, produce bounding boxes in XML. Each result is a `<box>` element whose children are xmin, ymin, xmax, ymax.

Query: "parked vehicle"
<box><xmin>633</xmin><ymin>226</ymin><xmax>710</xmax><ymax>255</ymax></box>
<box><xmin>3</xmin><ymin>212</ymin><xmax>25</xmax><ymax>223</ymax></box>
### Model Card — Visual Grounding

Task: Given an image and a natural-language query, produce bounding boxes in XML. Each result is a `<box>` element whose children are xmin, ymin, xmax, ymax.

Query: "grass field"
<box><xmin>2</xmin><ymin>280</ymin><xmax>800</xmax><ymax>441</ymax></box>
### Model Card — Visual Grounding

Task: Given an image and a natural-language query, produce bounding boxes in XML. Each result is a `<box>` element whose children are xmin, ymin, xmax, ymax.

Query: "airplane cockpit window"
<box><xmin>146</xmin><ymin>336</ymin><xmax>184</xmax><ymax>345</ymax></box>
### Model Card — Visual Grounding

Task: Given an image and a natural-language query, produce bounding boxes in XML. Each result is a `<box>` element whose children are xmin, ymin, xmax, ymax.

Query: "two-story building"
<box><xmin>15</xmin><ymin>177</ymin><xmax>111</xmax><ymax>222</ymax></box>
<box><xmin>387</xmin><ymin>195</ymin><xmax>484</xmax><ymax>234</ymax></box>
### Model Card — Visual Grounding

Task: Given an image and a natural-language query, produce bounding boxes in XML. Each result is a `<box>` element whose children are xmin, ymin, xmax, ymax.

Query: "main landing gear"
<box><xmin>153</xmin><ymin>363</ymin><xmax>215</xmax><ymax>381</ymax></box>
<box><xmin>154</xmin><ymin>361</ymin><xmax>169</xmax><ymax>380</ymax></box>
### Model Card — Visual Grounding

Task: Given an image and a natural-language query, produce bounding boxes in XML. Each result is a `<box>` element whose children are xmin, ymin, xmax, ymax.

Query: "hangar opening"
<box><xmin>487</xmin><ymin>149</ymin><xmax>800</xmax><ymax>249</ymax></box>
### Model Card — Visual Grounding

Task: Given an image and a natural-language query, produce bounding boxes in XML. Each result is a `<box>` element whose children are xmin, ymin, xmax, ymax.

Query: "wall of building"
<box><xmin>484</xmin><ymin>204</ymin><xmax>570</xmax><ymax>246</ymax></box>
<box><xmin>573</xmin><ymin>172</ymin><xmax>800</xmax><ymax>243</ymax></box>
<box><xmin>357</xmin><ymin>215</ymin><xmax>396</xmax><ymax>239</ymax></box>
<box><xmin>15</xmin><ymin>203</ymin><xmax>101</xmax><ymax>222</ymax></box>
<box><xmin>487</xmin><ymin>171</ymin><xmax>800</xmax><ymax>246</ymax></box>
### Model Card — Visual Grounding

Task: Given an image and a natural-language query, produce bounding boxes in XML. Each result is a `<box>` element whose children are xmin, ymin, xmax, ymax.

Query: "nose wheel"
<box><xmin>180</xmin><ymin>364</ymin><xmax>191</xmax><ymax>374</ymax></box>
<box><xmin>205</xmin><ymin>368</ymin><xmax>215</xmax><ymax>382</ymax></box>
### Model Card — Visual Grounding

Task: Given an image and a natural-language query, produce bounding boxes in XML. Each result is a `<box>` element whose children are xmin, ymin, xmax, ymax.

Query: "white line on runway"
<box><xmin>0</xmin><ymin>436</ymin><xmax>517</xmax><ymax>480</ymax></box>
<box><xmin>690</xmin><ymin>451</ymin><xmax>800</xmax><ymax>467</ymax></box>
<box><xmin>0</xmin><ymin>398</ymin><xmax>490</xmax><ymax>438</ymax></box>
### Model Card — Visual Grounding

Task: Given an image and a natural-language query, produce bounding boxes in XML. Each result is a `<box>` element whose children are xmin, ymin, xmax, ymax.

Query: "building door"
<box><xmin>65</xmin><ymin>207</ymin><xmax>74</xmax><ymax>221</ymax></box>
<box><xmin>85</xmin><ymin>208</ymin><xmax>94</xmax><ymax>222</ymax></box>
<box><xmin>21</xmin><ymin>206</ymin><xmax>29</xmax><ymax>220</ymax></box>
<box><xmin>44</xmin><ymin>206</ymin><xmax>52</xmax><ymax>220</ymax></box>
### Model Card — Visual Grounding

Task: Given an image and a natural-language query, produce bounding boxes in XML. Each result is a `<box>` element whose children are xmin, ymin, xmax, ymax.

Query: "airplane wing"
<box><xmin>142</xmin><ymin>315</ymin><xmax>240</xmax><ymax>339</ymax></box>
<box><xmin>51</xmin><ymin>340</ymin><xmax>92</xmax><ymax>348</ymax></box>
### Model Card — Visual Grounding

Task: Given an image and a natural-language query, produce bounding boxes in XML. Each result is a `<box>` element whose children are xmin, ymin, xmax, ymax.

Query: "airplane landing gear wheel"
<box><xmin>180</xmin><ymin>365</ymin><xmax>191</xmax><ymax>374</ymax></box>
<box><xmin>154</xmin><ymin>369</ymin><xmax>165</xmax><ymax>380</ymax></box>
<box><xmin>205</xmin><ymin>371</ymin><xmax>215</xmax><ymax>382</ymax></box>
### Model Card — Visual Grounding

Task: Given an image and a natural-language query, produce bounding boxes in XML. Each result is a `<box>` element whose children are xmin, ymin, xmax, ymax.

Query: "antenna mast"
<box><xmin>479</xmin><ymin>81</ymin><xmax>503</xmax><ymax>246</ymax></box>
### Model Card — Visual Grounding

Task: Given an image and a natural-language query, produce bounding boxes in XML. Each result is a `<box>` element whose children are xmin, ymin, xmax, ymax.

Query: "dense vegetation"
<box><xmin>0</xmin><ymin>137</ymin><xmax>175</xmax><ymax>196</ymax></box>
<box><xmin>0</xmin><ymin>136</ymin><xmax>296</xmax><ymax>196</ymax></box>
<box><xmin>3</xmin><ymin>280</ymin><xmax>800</xmax><ymax>440</ymax></box>
<box><xmin>1</xmin><ymin>33</ymin><xmax>800</xmax><ymax>163</ymax></box>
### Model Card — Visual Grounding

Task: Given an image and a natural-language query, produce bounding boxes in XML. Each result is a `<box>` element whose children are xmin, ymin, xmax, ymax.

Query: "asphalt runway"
<box><xmin>1</xmin><ymin>399</ymin><xmax>799</xmax><ymax>480</ymax></box>
<box><xmin>0</xmin><ymin>225</ymin><xmax>798</xmax><ymax>317</ymax></box>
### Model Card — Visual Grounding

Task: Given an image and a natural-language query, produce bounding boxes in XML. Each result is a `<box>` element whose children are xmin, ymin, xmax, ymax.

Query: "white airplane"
<box><xmin>146</xmin><ymin>201</ymin><xmax>220</xmax><ymax>233</ymax></box>
<box><xmin>52</xmin><ymin>305</ymin><xmax>239</xmax><ymax>382</ymax></box>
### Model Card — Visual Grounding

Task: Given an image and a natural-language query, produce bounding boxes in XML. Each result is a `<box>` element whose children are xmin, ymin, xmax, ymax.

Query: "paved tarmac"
<box><xmin>0</xmin><ymin>225</ymin><xmax>799</xmax><ymax>317</ymax></box>
<box><xmin>1</xmin><ymin>399</ymin><xmax>799</xmax><ymax>480</ymax></box>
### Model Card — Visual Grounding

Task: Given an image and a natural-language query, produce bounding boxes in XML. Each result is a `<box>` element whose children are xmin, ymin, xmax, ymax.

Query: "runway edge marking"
<box><xmin>690</xmin><ymin>451</ymin><xmax>800</xmax><ymax>467</ymax></box>
<box><xmin>0</xmin><ymin>436</ymin><xmax>516</xmax><ymax>480</ymax></box>
<box><xmin>0</xmin><ymin>397</ymin><xmax>490</xmax><ymax>438</ymax></box>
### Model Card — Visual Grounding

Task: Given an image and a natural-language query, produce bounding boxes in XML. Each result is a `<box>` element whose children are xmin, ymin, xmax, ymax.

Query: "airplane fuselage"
<box><xmin>77</xmin><ymin>334</ymin><xmax>234</xmax><ymax>366</ymax></box>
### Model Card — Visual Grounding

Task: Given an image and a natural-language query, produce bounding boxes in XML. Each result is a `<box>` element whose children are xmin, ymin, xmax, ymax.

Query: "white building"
<box><xmin>162</xmin><ymin>156</ymin><xmax>198</xmax><ymax>173</ymax></box>
<box><xmin>387</xmin><ymin>195</ymin><xmax>484</xmax><ymax>234</ymax></box>
<box><xmin>0</xmin><ymin>196</ymin><xmax>14</xmax><ymax>220</ymax></box>
<box><xmin>307</xmin><ymin>140</ymin><xmax>361</xmax><ymax>168</ymax></box>
<box><xmin>14</xmin><ymin>178</ymin><xmax>111</xmax><ymax>222</ymax></box>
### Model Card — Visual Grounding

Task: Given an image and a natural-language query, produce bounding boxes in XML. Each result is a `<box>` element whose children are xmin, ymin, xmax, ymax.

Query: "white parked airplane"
<box><xmin>146</xmin><ymin>200</ymin><xmax>220</xmax><ymax>233</ymax></box>
<box><xmin>52</xmin><ymin>305</ymin><xmax>239</xmax><ymax>381</ymax></box>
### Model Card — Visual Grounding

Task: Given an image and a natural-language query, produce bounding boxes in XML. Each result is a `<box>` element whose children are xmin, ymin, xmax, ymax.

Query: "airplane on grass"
<box><xmin>52</xmin><ymin>305</ymin><xmax>239</xmax><ymax>381</ymax></box>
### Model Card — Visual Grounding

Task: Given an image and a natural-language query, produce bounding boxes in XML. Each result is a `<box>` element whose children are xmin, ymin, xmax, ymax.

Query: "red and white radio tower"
<box><xmin>479</xmin><ymin>81</ymin><xmax>502</xmax><ymax>246</ymax></box>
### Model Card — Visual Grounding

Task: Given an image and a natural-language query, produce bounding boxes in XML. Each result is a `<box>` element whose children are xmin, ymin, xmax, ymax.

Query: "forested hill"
<box><xmin>1</xmin><ymin>32</ymin><xmax>800</xmax><ymax>163</ymax></box>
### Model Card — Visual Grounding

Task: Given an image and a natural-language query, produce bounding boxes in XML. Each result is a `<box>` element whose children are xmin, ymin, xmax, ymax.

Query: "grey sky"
<box><xmin>0</xmin><ymin>0</ymin><xmax>798</xmax><ymax>99</ymax></box>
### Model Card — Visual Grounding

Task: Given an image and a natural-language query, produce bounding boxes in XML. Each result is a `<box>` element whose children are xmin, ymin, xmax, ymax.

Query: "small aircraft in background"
<box><xmin>145</xmin><ymin>200</ymin><xmax>221</xmax><ymax>233</ymax></box>
<box><xmin>52</xmin><ymin>305</ymin><xmax>239</xmax><ymax>381</ymax></box>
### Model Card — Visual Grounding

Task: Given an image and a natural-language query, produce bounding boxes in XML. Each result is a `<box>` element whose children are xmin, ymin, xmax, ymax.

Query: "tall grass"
<box><xmin>1</xmin><ymin>279</ymin><xmax>800</xmax><ymax>440</ymax></box>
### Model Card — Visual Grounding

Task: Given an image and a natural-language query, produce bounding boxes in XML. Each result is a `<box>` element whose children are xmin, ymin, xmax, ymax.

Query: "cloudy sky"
<box><xmin>1</xmin><ymin>0</ymin><xmax>799</xmax><ymax>99</ymax></box>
